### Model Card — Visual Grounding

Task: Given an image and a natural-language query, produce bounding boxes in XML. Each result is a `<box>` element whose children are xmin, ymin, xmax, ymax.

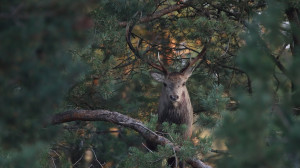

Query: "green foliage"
<box><xmin>50</xmin><ymin>122</ymin><xmax>142</xmax><ymax>167</ymax></box>
<box><xmin>2</xmin><ymin>0</ymin><xmax>300</xmax><ymax>167</ymax></box>
<box><xmin>122</xmin><ymin>139</ymin><xmax>212</xmax><ymax>168</ymax></box>
<box><xmin>146</xmin><ymin>114</ymin><xmax>159</xmax><ymax>131</ymax></box>
<box><xmin>0</xmin><ymin>143</ymin><xmax>48</xmax><ymax>168</ymax></box>
<box><xmin>0</xmin><ymin>0</ymin><xmax>94</xmax><ymax>167</ymax></box>
<box><xmin>194</xmin><ymin>84</ymin><xmax>229</xmax><ymax>128</ymax></box>
<box><xmin>216</xmin><ymin>0</ymin><xmax>300</xmax><ymax>167</ymax></box>
<box><xmin>200</xmin><ymin>85</ymin><xmax>229</xmax><ymax>113</ymax></box>
<box><xmin>121</xmin><ymin>121</ymin><xmax>212</xmax><ymax>168</ymax></box>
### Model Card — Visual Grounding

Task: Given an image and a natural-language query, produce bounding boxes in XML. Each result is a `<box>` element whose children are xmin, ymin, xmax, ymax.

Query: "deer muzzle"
<box><xmin>170</xmin><ymin>95</ymin><xmax>179</xmax><ymax>102</ymax></box>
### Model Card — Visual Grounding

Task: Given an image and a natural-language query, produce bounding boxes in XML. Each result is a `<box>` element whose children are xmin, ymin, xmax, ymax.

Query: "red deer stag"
<box><xmin>125</xmin><ymin>22</ymin><xmax>207</xmax><ymax>168</ymax></box>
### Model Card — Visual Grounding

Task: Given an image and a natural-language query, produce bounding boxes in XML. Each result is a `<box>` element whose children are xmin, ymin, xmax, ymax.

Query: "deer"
<box><xmin>125</xmin><ymin>21</ymin><xmax>207</xmax><ymax>168</ymax></box>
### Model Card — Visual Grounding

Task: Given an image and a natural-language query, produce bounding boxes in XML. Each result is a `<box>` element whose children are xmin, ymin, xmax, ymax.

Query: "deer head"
<box><xmin>149</xmin><ymin>46</ymin><xmax>206</xmax><ymax>106</ymax></box>
<box><xmin>125</xmin><ymin>20</ymin><xmax>207</xmax><ymax>106</ymax></box>
<box><xmin>150</xmin><ymin>70</ymin><xmax>192</xmax><ymax>106</ymax></box>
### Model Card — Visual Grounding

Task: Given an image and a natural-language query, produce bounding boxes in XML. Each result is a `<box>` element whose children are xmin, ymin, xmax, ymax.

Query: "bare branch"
<box><xmin>210</xmin><ymin>149</ymin><xmax>229</xmax><ymax>154</ymax></box>
<box><xmin>73</xmin><ymin>154</ymin><xmax>84</xmax><ymax>167</ymax></box>
<box><xmin>142</xmin><ymin>143</ymin><xmax>153</xmax><ymax>153</ymax></box>
<box><xmin>186</xmin><ymin>158</ymin><xmax>212</xmax><ymax>168</ymax></box>
<box><xmin>51</xmin><ymin>157</ymin><xmax>57</xmax><ymax>168</ymax></box>
<box><xmin>119</xmin><ymin>3</ymin><xmax>188</xmax><ymax>27</ymax></box>
<box><xmin>51</xmin><ymin>110</ymin><xmax>173</xmax><ymax>147</ymax></box>
<box><xmin>91</xmin><ymin>148</ymin><xmax>104</xmax><ymax>168</ymax></box>
<box><xmin>173</xmin><ymin>147</ymin><xmax>178</xmax><ymax>168</ymax></box>
<box><xmin>269</xmin><ymin>53</ymin><xmax>288</xmax><ymax>76</ymax></box>
<box><xmin>50</xmin><ymin>110</ymin><xmax>211</xmax><ymax>168</ymax></box>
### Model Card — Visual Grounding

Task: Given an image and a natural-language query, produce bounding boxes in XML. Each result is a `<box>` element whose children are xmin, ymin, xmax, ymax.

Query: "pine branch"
<box><xmin>118</xmin><ymin>3</ymin><xmax>188</xmax><ymax>27</ymax></box>
<box><xmin>51</xmin><ymin>109</ymin><xmax>212</xmax><ymax>168</ymax></box>
<box><xmin>216</xmin><ymin>63</ymin><xmax>252</xmax><ymax>94</ymax></box>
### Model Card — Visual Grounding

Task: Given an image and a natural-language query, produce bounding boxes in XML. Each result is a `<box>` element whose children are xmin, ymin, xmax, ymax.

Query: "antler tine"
<box><xmin>180</xmin><ymin>45</ymin><xmax>207</xmax><ymax>73</ymax></box>
<box><xmin>157</xmin><ymin>52</ymin><xmax>168</xmax><ymax>74</ymax></box>
<box><xmin>144</xmin><ymin>52</ymin><xmax>167</xmax><ymax>74</ymax></box>
<box><xmin>125</xmin><ymin>20</ymin><xmax>168</xmax><ymax>74</ymax></box>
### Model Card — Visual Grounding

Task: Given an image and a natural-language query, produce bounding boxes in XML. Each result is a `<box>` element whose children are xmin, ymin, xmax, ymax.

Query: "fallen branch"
<box><xmin>51</xmin><ymin>109</ymin><xmax>212</xmax><ymax>168</ymax></box>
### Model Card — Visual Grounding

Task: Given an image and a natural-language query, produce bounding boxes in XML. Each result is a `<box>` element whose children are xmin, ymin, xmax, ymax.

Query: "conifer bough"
<box><xmin>51</xmin><ymin>109</ymin><xmax>212</xmax><ymax>168</ymax></box>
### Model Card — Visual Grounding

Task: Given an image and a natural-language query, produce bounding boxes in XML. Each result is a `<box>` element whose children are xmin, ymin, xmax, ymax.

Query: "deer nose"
<box><xmin>170</xmin><ymin>95</ymin><xmax>179</xmax><ymax>101</ymax></box>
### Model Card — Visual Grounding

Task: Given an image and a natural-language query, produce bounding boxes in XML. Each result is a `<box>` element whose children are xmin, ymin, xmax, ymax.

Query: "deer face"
<box><xmin>150</xmin><ymin>71</ymin><xmax>192</xmax><ymax>105</ymax></box>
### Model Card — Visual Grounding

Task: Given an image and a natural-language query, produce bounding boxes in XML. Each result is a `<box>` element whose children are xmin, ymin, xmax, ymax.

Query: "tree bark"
<box><xmin>51</xmin><ymin>109</ymin><xmax>212</xmax><ymax>168</ymax></box>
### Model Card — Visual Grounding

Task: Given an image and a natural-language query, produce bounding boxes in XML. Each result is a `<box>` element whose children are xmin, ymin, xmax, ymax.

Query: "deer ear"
<box><xmin>150</xmin><ymin>71</ymin><xmax>165</xmax><ymax>82</ymax></box>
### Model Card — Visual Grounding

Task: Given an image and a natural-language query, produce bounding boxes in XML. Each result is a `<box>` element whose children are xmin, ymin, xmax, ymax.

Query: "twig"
<box><xmin>142</xmin><ymin>143</ymin><xmax>153</xmax><ymax>153</ymax></box>
<box><xmin>173</xmin><ymin>147</ymin><xmax>178</xmax><ymax>168</ymax></box>
<box><xmin>73</xmin><ymin>154</ymin><xmax>84</xmax><ymax>166</ymax></box>
<box><xmin>293</xmin><ymin>107</ymin><xmax>300</xmax><ymax>111</ymax></box>
<box><xmin>51</xmin><ymin>157</ymin><xmax>57</xmax><ymax>168</ymax></box>
<box><xmin>220</xmin><ymin>40</ymin><xmax>230</xmax><ymax>57</ymax></box>
<box><xmin>276</xmin><ymin>43</ymin><xmax>288</xmax><ymax>60</ymax></box>
<box><xmin>210</xmin><ymin>149</ymin><xmax>229</xmax><ymax>154</ymax></box>
<box><xmin>152</xmin><ymin>0</ymin><xmax>167</xmax><ymax>14</ymax></box>
<box><xmin>91</xmin><ymin>148</ymin><xmax>104</xmax><ymax>168</ymax></box>
<box><xmin>182</xmin><ymin>45</ymin><xmax>201</xmax><ymax>54</ymax></box>
<box><xmin>273</xmin><ymin>73</ymin><xmax>280</xmax><ymax>92</ymax></box>
<box><xmin>125</xmin><ymin>122</ymin><xmax>159</xmax><ymax>136</ymax></box>
<box><xmin>118</xmin><ymin>3</ymin><xmax>188</xmax><ymax>27</ymax></box>
<box><xmin>155</xmin><ymin>131</ymin><xmax>175</xmax><ymax>142</ymax></box>
<box><xmin>50</xmin><ymin>149</ymin><xmax>61</xmax><ymax>157</ymax></box>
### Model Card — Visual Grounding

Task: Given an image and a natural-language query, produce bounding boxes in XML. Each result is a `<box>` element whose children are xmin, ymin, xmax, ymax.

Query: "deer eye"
<box><xmin>182</xmin><ymin>82</ymin><xmax>186</xmax><ymax>86</ymax></box>
<box><xmin>163</xmin><ymin>83</ymin><xmax>167</xmax><ymax>87</ymax></box>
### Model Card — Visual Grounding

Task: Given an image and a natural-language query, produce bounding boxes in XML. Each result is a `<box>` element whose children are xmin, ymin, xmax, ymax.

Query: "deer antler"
<box><xmin>157</xmin><ymin>52</ymin><xmax>168</xmax><ymax>72</ymax></box>
<box><xmin>180</xmin><ymin>45</ymin><xmax>207</xmax><ymax>73</ymax></box>
<box><xmin>125</xmin><ymin>17</ymin><xmax>168</xmax><ymax>74</ymax></box>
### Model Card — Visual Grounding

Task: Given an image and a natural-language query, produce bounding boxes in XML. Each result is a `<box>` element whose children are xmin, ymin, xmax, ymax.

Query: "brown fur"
<box><xmin>150</xmin><ymin>71</ymin><xmax>194</xmax><ymax>168</ymax></box>
<box><xmin>156</xmin><ymin>73</ymin><xmax>193</xmax><ymax>139</ymax></box>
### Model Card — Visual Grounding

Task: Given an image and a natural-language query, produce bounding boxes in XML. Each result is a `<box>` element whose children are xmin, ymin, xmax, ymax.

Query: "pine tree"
<box><xmin>217</xmin><ymin>0</ymin><xmax>300</xmax><ymax>167</ymax></box>
<box><xmin>2</xmin><ymin>0</ymin><xmax>300</xmax><ymax>168</ymax></box>
<box><xmin>0</xmin><ymin>0</ymin><xmax>94</xmax><ymax>167</ymax></box>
